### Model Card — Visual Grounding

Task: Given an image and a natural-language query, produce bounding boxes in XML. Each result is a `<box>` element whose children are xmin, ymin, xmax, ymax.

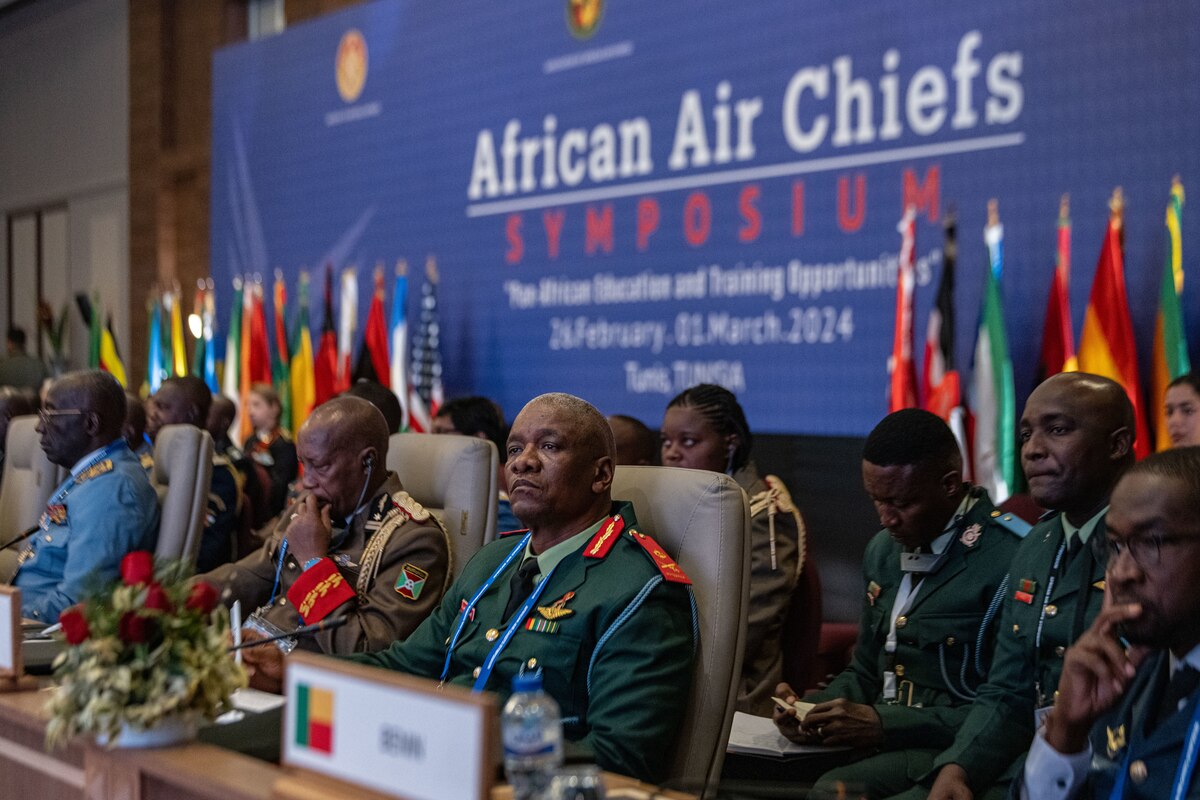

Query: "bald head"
<box><xmin>1020</xmin><ymin>372</ymin><xmax>1135</xmax><ymax>523</ymax></box>
<box><xmin>297</xmin><ymin>396</ymin><xmax>392</xmax><ymax>518</ymax></box>
<box><xmin>526</xmin><ymin>392</ymin><xmax>615</xmax><ymax>462</ymax></box>
<box><xmin>302</xmin><ymin>396</ymin><xmax>390</xmax><ymax>453</ymax></box>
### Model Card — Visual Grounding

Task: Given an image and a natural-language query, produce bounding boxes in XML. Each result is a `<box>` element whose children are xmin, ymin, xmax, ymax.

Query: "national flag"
<box><xmin>336</xmin><ymin>268</ymin><xmax>358</xmax><ymax>394</ymax></box>
<box><xmin>189</xmin><ymin>281</ymin><xmax>206</xmax><ymax>379</ymax></box>
<box><xmin>389</xmin><ymin>260</ymin><xmax>411</xmax><ymax>429</ymax></box>
<box><xmin>313</xmin><ymin>265</ymin><xmax>339</xmax><ymax>405</ymax></box>
<box><xmin>353</xmin><ymin>264</ymin><xmax>391</xmax><ymax>386</ymax></box>
<box><xmin>147</xmin><ymin>293</ymin><xmax>166</xmax><ymax>394</ymax></box>
<box><xmin>1151</xmin><ymin>177</ymin><xmax>1190</xmax><ymax>452</ymax></box>
<box><xmin>272</xmin><ymin>270</ymin><xmax>292</xmax><ymax>433</ymax></box>
<box><xmin>289</xmin><ymin>271</ymin><xmax>317</xmax><ymax>432</ymax></box>
<box><xmin>888</xmin><ymin>207</ymin><xmax>919</xmax><ymax>411</ymax></box>
<box><xmin>222</xmin><ymin>277</ymin><xmax>245</xmax><ymax>435</ymax></box>
<box><xmin>76</xmin><ymin>293</ymin><xmax>127</xmax><ymax>388</ymax></box>
<box><xmin>408</xmin><ymin>256</ymin><xmax>445</xmax><ymax>432</ymax></box>
<box><xmin>922</xmin><ymin>211</ymin><xmax>968</xmax><ymax>468</ymax></box>
<box><xmin>970</xmin><ymin>200</ymin><xmax>1016</xmax><ymax>504</ymax></box>
<box><xmin>166</xmin><ymin>286</ymin><xmax>188</xmax><ymax>377</ymax></box>
<box><xmin>239</xmin><ymin>280</ymin><xmax>273</xmax><ymax>442</ymax></box>
<box><xmin>1078</xmin><ymin>188</ymin><xmax>1151</xmax><ymax>458</ymax></box>
<box><xmin>294</xmin><ymin>683</ymin><xmax>334</xmax><ymax>755</ymax></box>
<box><xmin>1037</xmin><ymin>195</ymin><xmax>1079</xmax><ymax>381</ymax></box>
<box><xmin>202</xmin><ymin>279</ymin><xmax>217</xmax><ymax>392</ymax></box>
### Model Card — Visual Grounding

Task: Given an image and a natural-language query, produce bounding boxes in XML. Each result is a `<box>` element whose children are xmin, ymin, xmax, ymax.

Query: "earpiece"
<box><xmin>363</xmin><ymin>453</ymin><xmax>375</xmax><ymax>472</ymax></box>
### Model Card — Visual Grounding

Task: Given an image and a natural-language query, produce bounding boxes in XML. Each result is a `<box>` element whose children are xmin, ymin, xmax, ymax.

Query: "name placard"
<box><xmin>0</xmin><ymin>587</ymin><xmax>19</xmax><ymax>678</ymax></box>
<box><xmin>281</xmin><ymin>651</ymin><xmax>496</xmax><ymax>800</ymax></box>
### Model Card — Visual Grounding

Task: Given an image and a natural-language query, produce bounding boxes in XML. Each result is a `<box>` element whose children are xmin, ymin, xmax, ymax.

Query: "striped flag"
<box><xmin>922</xmin><ymin>212</ymin><xmax>968</xmax><ymax>469</ymax></box>
<box><xmin>1037</xmin><ymin>195</ymin><xmax>1078</xmax><ymax>381</ymax></box>
<box><xmin>408</xmin><ymin>256</ymin><xmax>444</xmax><ymax>432</ymax></box>
<box><xmin>1078</xmin><ymin>189</ymin><xmax>1151</xmax><ymax>459</ymax></box>
<box><xmin>272</xmin><ymin>270</ymin><xmax>292</xmax><ymax>432</ymax></box>
<box><xmin>294</xmin><ymin>683</ymin><xmax>334</xmax><ymax>754</ymax></box>
<box><xmin>336</xmin><ymin>268</ymin><xmax>358</xmax><ymax>395</ymax></box>
<box><xmin>167</xmin><ymin>286</ymin><xmax>188</xmax><ymax>378</ymax></box>
<box><xmin>289</xmin><ymin>271</ymin><xmax>316</xmax><ymax>432</ymax></box>
<box><xmin>222</xmin><ymin>277</ymin><xmax>245</xmax><ymax>436</ymax></box>
<box><xmin>970</xmin><ymin>200</ymin><xmax>1016</xmax><ymax>504</ymax></box>
<box><xmin>76</xmin><ymin>293</ymin><xmax>127</xmax><ymax>388</ymax></box>
<box><xmin>202</xmin><ymin>279</ymin><xmax>217</xmax><ymax>392</ymax></box>
<box><xmin>389</xmin><ymin>260</ymin><xmax>411</xmax><ymax>429</ymax></box>
<box><xmin>1151</xmin><ymin>177</ymin><xmax>1190</xmax><ymax>451</ymax></box>
<box><xmin>147</xmin><ymin>292</ymin><xmax>166</xmax><ymax>394</ymax></box>
<box><xmin>313</xmin><ymin>265</ymin><xmax>339</xmax><ymax>406</ymax></box>
<box><xmin>888</xmin><ymin>207</ymin><xmax>919</xmax><ymax>411</ymax></box>
<box><xmin>353</xmin><ymin>264</ymin><xmax>391</xmax><ymax>387</ymax></box>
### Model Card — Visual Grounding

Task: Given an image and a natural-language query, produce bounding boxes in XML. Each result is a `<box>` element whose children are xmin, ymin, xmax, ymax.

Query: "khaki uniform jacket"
<box><xmin>733</xmin><ymin>462</ymin><xmax>804</xmax><ymax>716</ymax></box>
<box><xmin>930</xmin><ymin>513</ymin><xmax>1107</xmax><ymax>791</ymax></box>
<box><xmin>808</xmin><ymin>491</ymin><xmax>1024</xmax><ymax>762</ymax></box>
<box><xmin>201</xmin><ymin>472</ymin><xmax>450</xmax><ymax>655</ymax></box>
<box><xmin>346</xmin><ymin>501</ymin><xmax>696</xmax><ymax>785</ymax></box>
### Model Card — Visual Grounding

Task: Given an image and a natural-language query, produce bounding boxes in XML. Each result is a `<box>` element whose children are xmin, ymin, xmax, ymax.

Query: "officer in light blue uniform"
<box><xmin>13</xmin><ymin>371</ymin><xmax>160</xmax><ymax>621</ymax></box>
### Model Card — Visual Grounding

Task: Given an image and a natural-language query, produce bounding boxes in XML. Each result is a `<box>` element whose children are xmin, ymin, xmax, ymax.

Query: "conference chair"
<box><xmin>780</xmin><ymin>559</ymin><xmax>826</xmax><ymax>692</ymax></box>
<box><xmin>387</xmin><ymin>432</ymin><xmax>498</xmax><ymax>582</ymax></box>
<box><xmin>151</xmin><ymin>424</ymin><xmax>214</xmax><ymax>564</ymax></box>
<box><xmin>0</xmin><ymin>415</ymin><xmax>62</xmax><ymax>581</ymax></box>
<box><xmin>611</xmin><ymin>465</ymin><xmax>750</xmax><ymax>799</ymax></box>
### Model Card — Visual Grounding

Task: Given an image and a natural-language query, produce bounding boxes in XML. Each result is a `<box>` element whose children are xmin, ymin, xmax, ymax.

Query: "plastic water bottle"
<box><xmin>502</xmin><ymin>672</ymin><xmax>563</xmax><ymax>800</ymax></box>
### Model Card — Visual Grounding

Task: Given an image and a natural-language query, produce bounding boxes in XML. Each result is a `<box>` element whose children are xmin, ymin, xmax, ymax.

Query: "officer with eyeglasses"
<box><xmin>8</xmin><ymin>370</ymin><xmax>159</xmax><ymax>621</ymax></box>
<box><xmin>1020</xmin><ymin>446</ymin><xmax>1200</xmax><ymax>799</ymax></box>
<box><xmin>924</xmin><ymin>372</ymin><xmax>1136</xmax><ymax>800</ymax></box>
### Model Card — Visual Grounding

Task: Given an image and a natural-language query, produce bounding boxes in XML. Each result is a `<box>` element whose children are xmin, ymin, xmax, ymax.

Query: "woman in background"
<box><xmin>243</xmin><ymin>383</ymin><xmax>299</xmax><ymax>519</ymax></box>
<box><xmin>660</xmin><ymin>383</ymin><xmax>806</xmax><ymax>716</ymax></box>
<box><xmin>1165</xmin><ymin>373</ymin><xmax>1200</xmax><ymax>448</ymax></box>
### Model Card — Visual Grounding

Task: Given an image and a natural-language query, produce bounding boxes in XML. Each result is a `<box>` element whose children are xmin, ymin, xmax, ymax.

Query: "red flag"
<box><xmin>888</xmin><ymin>207</ymin><xmax>919</xmax><ymax>411</ymax></box>
<box><xmin>1078</xmin><ymin>189</ymin><xmax>1151</xmax><ymax>458</ymax></box>
<box><xmin>1037</xmin><ymin>195</ymin><xmax>1079</xmax><ymax>380</ymax></box>
<box><xmin>314</xmin><ymin>265</ymin><xmax>339</xmax><ymax>405</ymax></box>
<box><xmin>354</xmin><ymin>266</ymin><xmax>391</xmax><ymax>387</ymax></box>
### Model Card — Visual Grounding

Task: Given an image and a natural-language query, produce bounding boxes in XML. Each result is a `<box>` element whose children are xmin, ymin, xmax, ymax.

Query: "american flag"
<box><xmin>407</xmin><ymin>256</ymin><xmax>444</xmax><ymax>432</ymax></box>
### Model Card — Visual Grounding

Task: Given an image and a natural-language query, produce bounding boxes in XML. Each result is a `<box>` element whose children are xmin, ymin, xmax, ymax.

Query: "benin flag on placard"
<box><xmin>1152</xmin><ymin>178</ymin><xmax>1190</xmax><ymax>451</ymax></box>
<box><xmin>1078</xmin><ymin>189</ymin><xmax>1151</xmax><ymax>458</ymax></box>
<box><xmin>294</xmin><ymin>684</ymin><xmax>333</xmax><ymax>755</ymax></box>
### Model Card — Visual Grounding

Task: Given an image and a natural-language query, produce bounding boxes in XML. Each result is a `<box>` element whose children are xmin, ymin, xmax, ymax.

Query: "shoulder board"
<box><xmin>629</xmin><ymin>530</ymin><xmax>691</xmax><ymax>584</ymax></box>
<box><xmin>988</xmin><ymin>510</ymin><xmax>1032</xmax><ymax>538</ymax></box>
<box><xmin>139</xmin><ymin>452</ymin><xmax>155</xmax><ymax>469</ymax></box>
<box><xmin>385</xmin><ymin>491</ymin><xmax>432</xmax><ymax>523</ymax></box>
<box><xmin>583</xmin><ymin>515</ymin><xmax>625</xmax><ymax>559</ymax></box>
<box><xmin>76</xmin><ymin>459</ymin><xmax>113</xmax><ymax>484</ymax></box>
<box><xmin>498</xmin><ymin>527</ymin><xmax>529</xmax><ymax>538</ymax></box>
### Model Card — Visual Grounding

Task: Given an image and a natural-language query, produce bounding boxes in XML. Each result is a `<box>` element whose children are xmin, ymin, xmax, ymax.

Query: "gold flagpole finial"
<box><xmin>1109</xmin><ymin>187</ymin><xmax>1125</xmax><ymax>227</ymax></box>
<box><xmin>395</xmin><ymin>258</ymin><xmax>408</xmax><ymax>277</ymax></box>
<box><xmin>986</xmin><ymin>198</ymin><xmax>1000</xmax><ymax>227</ymax></box>
<box><xmin>1059</xmin><ymin>193</ymin><xmax>1070</xmax><ymax>221</ymax></box>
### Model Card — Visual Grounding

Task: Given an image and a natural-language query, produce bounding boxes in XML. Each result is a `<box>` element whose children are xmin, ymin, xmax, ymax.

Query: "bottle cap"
<box><xmin>511</xmin><ymin>671</ymin><xmax>542</xmax><ymax>693</ymax></box>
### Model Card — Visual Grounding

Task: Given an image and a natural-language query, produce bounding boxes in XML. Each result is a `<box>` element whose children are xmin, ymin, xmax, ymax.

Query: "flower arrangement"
<box><xmin>45</xmin><ymin>551</ymin><xmax>246</xmax><ymax>748</ymax></box>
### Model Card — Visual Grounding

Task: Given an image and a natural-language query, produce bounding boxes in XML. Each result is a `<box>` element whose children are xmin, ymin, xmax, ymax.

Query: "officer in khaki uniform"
<box><xmin>770</xmin><ymin>409</ymin><xmax>1025</xmax><ymax>798</ymax></box>
<box><xmin>346</xmin><ymin>393</ymin><xmax>696</xmax><ymax>785</ymax></box>
<box><xmin>1019</xmin><ymin>447</ymin><xmax>1200</xmax><ymax>799</ymax></box>
<box><xmin>202</xmin><ymin>396</ymin><xmax>450</xmax><ymax>662</ymax></box>
<box><xmin>925</xmin><ymin>373</ymin><xmax>1136</xmax><ymax>800</ymax></box>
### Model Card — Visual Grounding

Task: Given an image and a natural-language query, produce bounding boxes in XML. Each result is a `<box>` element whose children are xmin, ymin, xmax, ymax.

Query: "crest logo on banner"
<box><xmin>566</xmin><ymin>0</ymin><xmax>603</xmax><ymax>40</ymax></box>
<box><xmin>335</xmin><ymin>29</ymin><xmax>368</xmax><ymax>103</ymax></box>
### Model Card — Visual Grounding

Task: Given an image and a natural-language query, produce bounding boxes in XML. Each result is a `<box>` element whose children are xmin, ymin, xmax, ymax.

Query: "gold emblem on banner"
<box><xmin>566</xmin><ymin>0</ymin><xmax>603</xmax><ymax>40</ymax></box>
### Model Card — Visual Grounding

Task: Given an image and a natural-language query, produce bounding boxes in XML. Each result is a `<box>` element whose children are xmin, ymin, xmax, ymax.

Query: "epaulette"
<box><xmin>76</xmin><ymin>459</ymin><xmax>113</xmax><ymax>484</ymax></box>
<box><xmin>989</xmin><ymin>509</ymin><xmax>1032</xmax><ymax>538</ymax></box>
<box><xmin>584</xmin><ymin>515</ymin><xmax>625</xmax><ymax>559</ymax></box>
<box><xmin>139</xmin><ymin>452</ymin><xmax>155</xmax><ymax>470</ymax></box>
<box><xmin>390</xmin><ymin>491</ymin><xmax>433</xmax><ymax>523</ymax></box>
<box><xmin>628</xmin><ymin>529</ymin><xmax>691</xmax><ymax>584</ymax></box>
<box><xmin>750</xmin><ymin>475</ymin><xmax>797</xmax><ymax>517</ymax></box>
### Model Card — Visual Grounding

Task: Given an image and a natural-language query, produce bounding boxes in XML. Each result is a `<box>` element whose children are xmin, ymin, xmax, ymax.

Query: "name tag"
<box><xmin>282</xmin><ymin>652</ymin><xmax>496</xmax><ymax>799</ymax></box>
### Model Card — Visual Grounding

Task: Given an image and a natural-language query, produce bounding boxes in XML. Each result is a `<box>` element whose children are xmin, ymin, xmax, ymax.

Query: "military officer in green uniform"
<box><xmin>1020</xmin><ymin>446</ymin><xmax>1200</xmax><ymax>800</ymax></box>
<box><xmin>768</xmin><ymin>409</ymin><xmax>1026</xmax><ymax>798</ymax></box>
<box><xmin>925</xmin><ymin>373</ymin><xmax>1135</xmax><ymax>800</ymax></box>
<box><xmin>202</xmin><ymin>396</ymin><xmax>450</xmax><ymax>664</ymax></box>
<box><xmin>12</xmin><ymin>371</ymin><xmax>159</xmax><ymax>621</ymax></box>
<box><xmin>346</xmin><ymin>393</ymin><xmax>696</xmax><ymax>785</ymax></box>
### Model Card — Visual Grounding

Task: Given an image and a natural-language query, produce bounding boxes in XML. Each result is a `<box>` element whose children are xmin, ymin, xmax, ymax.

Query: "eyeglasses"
<box><xmin>38</xmin><ymin>408</ymin><xmax>86</xmax><ymax>424</ymax></box>
<box><xmin>1103</xmin><ymin>534</ymin><xmax>1200</xmax><ymax>568</ymax></box>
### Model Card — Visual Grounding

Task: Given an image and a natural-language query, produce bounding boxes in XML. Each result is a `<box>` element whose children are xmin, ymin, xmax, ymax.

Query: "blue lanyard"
<box><xmin>472</xmin><ymin>563</ymin><xmax>560</xmax><ymax>692</ymax></box>
<box><xmin>1034</xmin><ymin>542</ymin><xmax>1067</xmax><ymax>650</ymax></box>
<box><xmin>269</xmin><ymin>539</ymin><xmax>289</xmax><ymax>604</ymax></box>
<box><xmin>1109</xmin><ymin>691</ymin><xmax>1200</xmax><ymax>800</ymax></box>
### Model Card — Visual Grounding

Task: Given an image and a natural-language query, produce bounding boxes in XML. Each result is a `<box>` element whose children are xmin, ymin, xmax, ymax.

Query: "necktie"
<box><xmin>502</xmin><ymin>557</ymin><xmax>540</xmax><ymax>622</ymax></box>
<box><xmin>1060</xmin><ymin>534</ymin><xmax>1083</xmax><ymax>576</ymax></box>
<box><xmin>1152</xmin><ymin>665</ymin><xmax>1200</xmax><ymax>731</ymax></box>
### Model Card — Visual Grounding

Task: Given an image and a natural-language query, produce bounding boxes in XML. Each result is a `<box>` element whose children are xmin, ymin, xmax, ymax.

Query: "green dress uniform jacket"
<box><xmin>201</xmin><ymin>472</ymin><xmax>451</xmax><ymax>655</ymax></box>
<box><xmin>346</xmin><ymin>501</ymin><xmax>697</xmax><ymax>785</ymax></box>
<box><xmin>930</xmin><ymin>513</ymin><xmax>1107</xmax><ymax>793</ymax></box>
<box><xmin>733</xmin><ymin>462</ymin><xmax>804</xmax><ymax>716</ymax></box>
<box><xmin>15</xmin><ymin>440</ymin><xmax>160</xmax><ymax>621</ymax></box>
<box><xmin>806</xmin><ymin>491</ymin><xmax>1025</xmax><ymax>789</ymax></box>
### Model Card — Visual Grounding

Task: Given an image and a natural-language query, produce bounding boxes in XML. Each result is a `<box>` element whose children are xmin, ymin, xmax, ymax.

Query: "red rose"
<box><xmin>144</xmin><ymin>583</ymin><xmax>173</xmax><ymax>613</ymax></box>
<box><xmin>58</xmin><ymin>606</ymin><xmax>90</xmax><ymax>645</ymax></box>
<box><xmin>118</xmin><ymin>611</ymin><xmax>156</xmax><ymax>644</ymax></box>
<box><xmin>120</xmin><ymin>551</ymin><xmax>155</xmax><ymax>586</ymax></box>
<box><xmin>185</xmin><ymin>582</ymin><xmax>219</xmax><ymax>615</ymax></box>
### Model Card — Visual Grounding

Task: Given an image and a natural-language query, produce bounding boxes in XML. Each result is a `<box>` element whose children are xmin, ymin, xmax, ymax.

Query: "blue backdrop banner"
<box><xmin>211</xmin><ymin>0</ymin><xmax>1199</xmax><ymax>436</ymax></box>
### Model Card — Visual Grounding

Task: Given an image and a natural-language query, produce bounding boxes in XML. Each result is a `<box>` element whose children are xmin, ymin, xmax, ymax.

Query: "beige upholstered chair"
<box><xmin>611</xmin><ymin>465</ymin><xmax>751</xmax><ymax>798</ymax></box>
<box><xmin>387</xmin><ymin>432</ymin><xmax>498</xmax><ymax>581</ymax></box>
<box><xmin>151</xmin><ymin>424</ymin><xmax>214</xmax><ymax>564</ymax></box>
<box><xmin>0</xmin><ymin>415</ymin><xmax>63</xmax><ymax>581</ymax></box>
